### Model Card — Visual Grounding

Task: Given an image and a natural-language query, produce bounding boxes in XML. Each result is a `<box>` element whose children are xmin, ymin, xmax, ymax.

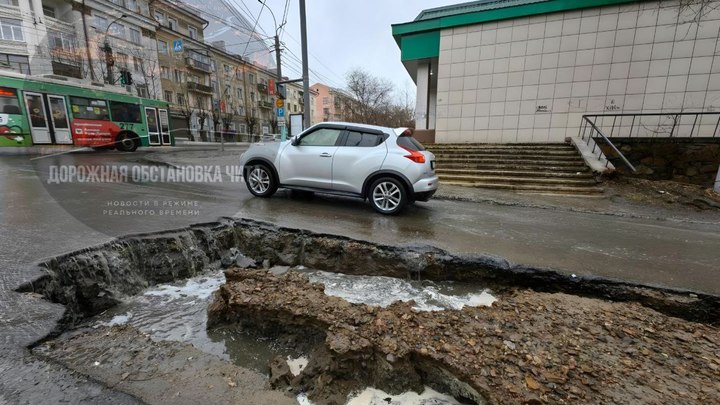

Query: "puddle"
<box><xmin>89</xmin><ymin>270</ymin><xmax>300</xmax><ymax>373</ymax></box>
<box><xmin>297</xmin><ymin>386</ymin><xmax>463</xmax><ymax>405</ymax></box>
<box><xmin>302</xmin><ymin>270</ymin><xmax>497</xmax><ymax>311</ymax></box>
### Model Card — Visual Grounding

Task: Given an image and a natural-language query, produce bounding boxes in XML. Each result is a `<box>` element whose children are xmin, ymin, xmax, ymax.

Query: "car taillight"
<box><xmin>399</xmin><ymin>145</ymin><xmax>425</xmax><ymax>163</ymax></box>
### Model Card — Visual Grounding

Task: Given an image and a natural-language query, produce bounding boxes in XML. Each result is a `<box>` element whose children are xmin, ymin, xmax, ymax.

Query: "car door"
<box><xmin>331</xmin><ymin>130</ymin><xmax>388</xmax><ymax>194</ymax></box>
<box><xmin>277</xmin><ymin>127</ymin><xmax>343</xmax><ymax>189</ymax></box>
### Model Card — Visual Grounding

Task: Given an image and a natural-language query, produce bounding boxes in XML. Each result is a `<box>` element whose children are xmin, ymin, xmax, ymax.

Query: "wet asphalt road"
<box><xmin>1</xmin><ymin>148</ymin><xmax>720</xmax><ymax>403</ymax></box>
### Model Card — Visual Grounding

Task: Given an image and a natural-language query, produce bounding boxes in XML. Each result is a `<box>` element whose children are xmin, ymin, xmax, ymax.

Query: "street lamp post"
<box><xmin>102</xmin><ymin>14</ymin><xmax>127</xmax><ymax>85</ymax></box>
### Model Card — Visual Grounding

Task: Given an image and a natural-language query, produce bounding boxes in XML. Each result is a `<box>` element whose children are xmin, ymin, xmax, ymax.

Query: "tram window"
<box><xmin>109</xmin><ymin>101</ymin><xmax>142</xmax><ymax>123</ymax></box>
<box><xmin>0</xmin><ymin>87</ymin><xmax>20</xmax><ymax>115</ymax></box>
<box><xmin>69</xmin><ymin>97</ymin><xmax>109</xmax><ymax>120</ymax></box>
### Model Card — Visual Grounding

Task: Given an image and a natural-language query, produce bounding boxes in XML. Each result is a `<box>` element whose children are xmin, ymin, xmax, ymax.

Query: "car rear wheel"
<box><xmin>245</xmin><ymin>164</ymin><xmax>277</xmax><ymax>197</ymax></box>
<box><xmin>369</xmin><ymin>177</ymin><xmax>406</xmax><ymax>215</ymax></box>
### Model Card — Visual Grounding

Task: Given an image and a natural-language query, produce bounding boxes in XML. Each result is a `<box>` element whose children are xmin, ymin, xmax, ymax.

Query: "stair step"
<box><xmin>434</xmin><ymin>153</ymin><xmax>582</xmax><ymax>160</ymax></box>
<box><xmin>431</xmin><ymin>150</ymin><xmax>579</xmax><ymax>157</ymax></box>
<box><xmin>436</xmin><ymin>169</ymin><xmax>594</xmax><ymax>179</ymax></box>
<box><xmin>438</xmin><ymin>163</ymin><xmax>590</xmax><ymax>172</ymax></box>
<box><xmin>441</xmin><ymin>181</ymin><xmax>605</xmax><ymax>194</ymax></box>
<box><xmin>438</xmin><ymin>174</ymin><xmax>598</xmax><ymax>186</ymax></box>
<box><xmin>439</xmin><ymin>157</ymin><xmax>585</xmax><ymax>166</ymax></box>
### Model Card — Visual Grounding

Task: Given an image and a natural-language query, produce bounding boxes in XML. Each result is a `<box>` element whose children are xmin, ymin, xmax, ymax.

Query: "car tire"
<box><xmin>116</xmin><ymin>132</ymin><xmax>138</xmax><ymax>152</ymax></box>
<box><xmin>369</xmin><ymin>177</ymin><xmax>407</xmax><ymax>215</ymax></box>
<box><xmin>245</xmin><ymin>164</ymin><xmax>277</xmax><ymax>198</ymax></box>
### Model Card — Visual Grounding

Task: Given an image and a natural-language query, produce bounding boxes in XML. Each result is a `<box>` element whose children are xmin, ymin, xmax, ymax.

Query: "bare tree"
<box><xmin>345</xmin><ymin>68</ymin><xmax>395</xmax><ymax>124</ymax></box>
<box><xmin>676</xmin><ymin>0</ymin><xmax>720</xmax><ymax>25</ymax></box>
<box><xmin>343</xmin><ymin>68</ymin><xmax>415</xmax><ymax>128</ymax></box>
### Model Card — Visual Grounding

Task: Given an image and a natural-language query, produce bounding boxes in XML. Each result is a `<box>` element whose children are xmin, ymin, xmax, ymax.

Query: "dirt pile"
<box><xmin>608</xmin><ymin>177</ymin><xmax>720</xmax><ymax>210</ymax></box>
<box><xmin>208</xmin><ymin>268</ymin><xmax>720</xmax><ymax>405</ymax></box>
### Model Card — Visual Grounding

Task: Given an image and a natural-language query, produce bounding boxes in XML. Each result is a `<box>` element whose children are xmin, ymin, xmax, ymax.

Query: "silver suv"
<box><xmin>239</xmin><ymin>122</ymin><xmax>438</xmax><ymax>215</ymax></box>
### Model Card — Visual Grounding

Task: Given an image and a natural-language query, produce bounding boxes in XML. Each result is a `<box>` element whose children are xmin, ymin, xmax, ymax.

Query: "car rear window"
<box><xmin>397</xmin><ymin>135</ymin><xmax>426</xmax><ymax>151</ymax></box>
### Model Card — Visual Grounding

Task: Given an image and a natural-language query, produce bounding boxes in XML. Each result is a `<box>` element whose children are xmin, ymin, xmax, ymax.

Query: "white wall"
<box><xmin>434</xmin><ymin>0</ymin><xmax>720</xmax><ymax>143</ymax></box>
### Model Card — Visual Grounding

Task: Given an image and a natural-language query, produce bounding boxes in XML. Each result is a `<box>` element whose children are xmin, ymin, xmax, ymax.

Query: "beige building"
<box><xmin>393</xmin><ymin>0</ymin><xmax>720</xmax><ymax>143</ymax></box>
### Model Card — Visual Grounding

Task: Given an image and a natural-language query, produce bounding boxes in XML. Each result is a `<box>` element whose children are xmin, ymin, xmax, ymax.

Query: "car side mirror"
<box><xmin>291</xmin><ymin>137</ymin><xmax>300</xmax><ymax>146</ymax></box>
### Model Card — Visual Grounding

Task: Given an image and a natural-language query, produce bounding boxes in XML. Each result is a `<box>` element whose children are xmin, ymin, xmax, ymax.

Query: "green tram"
<box><xmin>0</xmin><ymin>71</ymin><xmax>173</xmax><ymax>151</ymax></box>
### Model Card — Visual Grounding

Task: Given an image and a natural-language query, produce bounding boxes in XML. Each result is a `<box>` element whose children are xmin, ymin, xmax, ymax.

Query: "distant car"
<box><xmin>239</xmin><ymin>122</ymin><xmax>438</xmax><ymax>215</ymax></box>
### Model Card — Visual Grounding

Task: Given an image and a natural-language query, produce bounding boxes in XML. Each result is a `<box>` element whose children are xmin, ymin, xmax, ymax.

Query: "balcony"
<box><xmin>187</xmin><ymin>82</ymin><xmax>213</xmax><ymax>94</ymax></box>
<box><xmin>186</xmin><ymin>57</ymin><xmax>211</xmax><ymax>73</ymax></box>
<box><xmin>258</xmin><ymin>100</ymin><xmax>273</xmax><ymax>109</ymax></box>
<box><xmin>257</xmin><ymin>83</ymin><xmax>268</xmax><ymax>94</ymax></box>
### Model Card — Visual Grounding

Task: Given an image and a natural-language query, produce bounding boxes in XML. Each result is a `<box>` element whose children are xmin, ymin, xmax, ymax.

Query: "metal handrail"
<box><xmin>581</xmin><ymin>116</ymin><xmax>636</xmax><ymax>172</ymax></box>
<box><xmin>583</xmin><ymin>112</ymin><xmax>720</xmax><ymax>139</ymax></box>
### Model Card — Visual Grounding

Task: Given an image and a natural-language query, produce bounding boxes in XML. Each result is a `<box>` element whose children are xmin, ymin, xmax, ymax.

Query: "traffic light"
<box><xmin>277</xmin><ymin>83</ymin><xmax>286</xmax><ymax>99</ymax></box>
<box><xmin>119</xmin><ymin>70</ymin><xmax>133</xmax><ymax>85</ymax></box>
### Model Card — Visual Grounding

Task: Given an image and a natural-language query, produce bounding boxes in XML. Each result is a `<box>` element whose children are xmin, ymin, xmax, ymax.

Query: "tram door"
<box><xmin>47</xmin><ymin>95</ymin><xmax>72</xmax><ymax>144</ymax></box>
<box><xmin>23</xmin><ymin>92</ymin><xmax>73</xmax><ymax>144</ymax></box>
<box><xmin>159</xmin><ymin>109</ymin><xmax>170</xmax><ymax>144</ymax></box>
<box><xmin>145</xmin><ymin>107</ymin><xmax>160</xmax><ymax>145</ymax></box>
<box><xmin>23</xmin><ymin>92</ymin><xmax>51</xmax><ymax>144</ymax></box>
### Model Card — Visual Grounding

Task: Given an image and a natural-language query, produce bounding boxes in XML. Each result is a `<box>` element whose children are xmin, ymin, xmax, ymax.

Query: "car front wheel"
<box><xmin>245</xmin><ymin>164</ymin><xmax>277</xmax><ymax>197</ymax></box>
<box><xmin>369</xmin><ymin>177</ymin><xmax>407</xmax><ymax>215</ymax></box>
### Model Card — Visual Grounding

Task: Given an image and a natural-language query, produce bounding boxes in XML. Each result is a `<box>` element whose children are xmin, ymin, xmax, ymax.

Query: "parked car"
<box><xmin>239</xmin><ymin>122</ymin><xmax>438</xmax><ymax>215</ymax></box>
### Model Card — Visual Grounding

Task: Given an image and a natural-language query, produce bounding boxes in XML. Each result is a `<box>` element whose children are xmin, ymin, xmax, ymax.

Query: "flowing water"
<box><xmin>87</xmin><ymin>267</ymin><xmax>496</xmax><ymax>404</ymax></box>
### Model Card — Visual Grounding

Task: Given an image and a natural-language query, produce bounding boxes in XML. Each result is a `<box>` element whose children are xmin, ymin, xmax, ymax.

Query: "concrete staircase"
<box><xmin>427</xmin><ymin>143</ymin><xmax>604</xmax><ymax>195</ymax></box>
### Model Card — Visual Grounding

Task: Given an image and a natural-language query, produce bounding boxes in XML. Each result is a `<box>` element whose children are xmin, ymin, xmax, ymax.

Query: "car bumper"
<box><xmin>412</xmin><ymin>175</ymin><xmax>439</xmax><ymax>201</ymax></box>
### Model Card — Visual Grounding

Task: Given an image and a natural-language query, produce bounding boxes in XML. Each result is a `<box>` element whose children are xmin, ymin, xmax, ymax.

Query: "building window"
<box><xmin>42</xmin><ymin>5</ymin><xmax>56</xmax><ymax>18</ymax></box>
<box><xmin>173</xmin><ymin>69</ymin><xmax>182</xmax><ymax>82</ymax></box>
<box><xmin>153</xmin><ymin>11</ymin><xmax>164</xmax><ymax>23</ymax></box>
<box><xmin>129</xmin><ymin>28</ymin><xmax>141</xmax><ymax>44</ymax></box>
<box><xmin>188</xmin><ymin>25</ymin><xmax>197</xmax><ymax>39</ymax></box>
<box><xmin>133</xmin><ymin>56</ymin><xmax>142</xmax><ymax>72</ymax></box>
<box><xmin>94</xmin><ymin>15</ymin><xmax>107</xmax><ymax>31</ymax></box>
<box><xmin>0</xmin><ymin>19</ymin><xmax>24</xmax><ymax>42</ymax></box>
<box><xmin>48</xmin><ymin>30</ymin><xmax>76</xmax><ymax>50</ymax></box>
<box><xmin>248</xmin><ymin>73</ymin><xmax>255</xmax><ymax>83</ymax></box>
<box><xmin>136</xmin><ymin>85</ymin><xmax>148</xmax><ymax>98</ymax></box>
<box><xmin>188</xmin><ymin>74</ymin><xmax>199</xmax><ymax>83</ymax></box>
<box><xmin>322</xmin><ymin>96</ymin><xmax>329</xmax><ymax>105</ymax></box>
<box><xmin>250</xmin><ymin>91</ymin><xmax>255</xmax><ymax>102</ymax></box>
<box><xmin>177</xmin><ymin>93</ymin><xmax>185</xmax><ymax>105</ymax></box>
<box><xmin>160</xmin><ymin>66</ymin><xmax>170</xmax><ymax>79</ymax></box>
<box><xmin>125</xmin><ymin>0</ymin><xmax>137</xmax><ymax>11</ymax></box>
<box><xmin>224</xmin><ymin>85</ymin><xmax>230</xmax><ymax>96</ymax></box>
<box><xmin>158</xmin><ymin>40</ymin><xmax>168</xmax><ymax>54</ymax></box>
<box><xmin>0</xmin><ymin>53</ymin><xmax>30</xmax><ymax>74</ymax></box>
<box><xmin>115</xmin><ymin>53</ymin><xmax>128</xmax><ymax>69</ymax></box>
<box><xmin>164</xmin><ymin>90</ymin><xmax>173</xmax><ymax>102</ymax></box>
<box><xmin>109</xmin><ymin>23</ymin><xmax>125</xmax><ymax>39</ymax></box>
<box><xmin>236</xmin><ymin>88</ymin><xmax>243</xmax><ymax>99</ymax></box>
<box><xmin>1</xmin><ymin>0</ymin><xmax>19</xmax><ymax>5</ymax></box>
<box><xmin>167</xmin><ymin>17</ymin><xmax>177</xmax><ymax>31</ymax></box>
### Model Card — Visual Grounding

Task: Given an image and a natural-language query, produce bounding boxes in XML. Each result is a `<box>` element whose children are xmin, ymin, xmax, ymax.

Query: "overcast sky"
<box><xmin>236</xmin><ymin>0</ymin><xmax>454</xmax><ymax>101</ymax></box>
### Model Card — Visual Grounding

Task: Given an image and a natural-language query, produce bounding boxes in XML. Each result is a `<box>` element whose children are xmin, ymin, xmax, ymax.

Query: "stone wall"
<box><xmin>597</xmin><ymin>138</ymin><xmax>720</xmax><ymax>186</ymax></box>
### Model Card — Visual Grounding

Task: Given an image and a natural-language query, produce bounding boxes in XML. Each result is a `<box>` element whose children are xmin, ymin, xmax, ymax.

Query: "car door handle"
<box><xmin>320</xmin><ymin>153</ymin><xmax>332</xmax><ymax>158</ymax></box>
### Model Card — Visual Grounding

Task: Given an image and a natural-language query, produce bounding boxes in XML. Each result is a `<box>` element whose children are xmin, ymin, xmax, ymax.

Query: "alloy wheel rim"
<box><xmin>372</xmin><ymin>182</ymin><xmax>401</xmax><ymax>212</ymax></box>
<box><xmin>249</xmin><ymin>167</ymin><xmax>270</xmax><ymax>193</ymax></box>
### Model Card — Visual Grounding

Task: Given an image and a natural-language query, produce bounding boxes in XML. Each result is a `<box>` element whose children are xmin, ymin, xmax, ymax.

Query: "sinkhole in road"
<box><xmin>17</xmin><ymin>217</ymin><xmax>720</xmax><ymax>405</ymax></box>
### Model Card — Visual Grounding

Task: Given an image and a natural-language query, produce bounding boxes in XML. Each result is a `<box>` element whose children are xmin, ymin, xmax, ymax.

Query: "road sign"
<box><xmin>173</xmin><ymin>39</ymin><xmax>183</xmax><ymax>53</ymax></box>
<box><xmin>277</xmin><ymin>107</ymin><xmax>285</xmax><ymax>118</ymax></box>
<box><xmin>275</xmin><ymin>98</ymin><xmax>284</xmax><ymax>108</ymax></box>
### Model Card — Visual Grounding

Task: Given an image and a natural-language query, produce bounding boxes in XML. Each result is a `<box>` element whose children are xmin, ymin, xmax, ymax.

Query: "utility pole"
<box><xmin>299</xmin><ymin>0</ymin><xmax>310</xmax><ymax>129</ymax></box>
<box><xmin>274</xmin><ymin>34</ymin><xmax>287</xmax><ymax>140</ymax></box>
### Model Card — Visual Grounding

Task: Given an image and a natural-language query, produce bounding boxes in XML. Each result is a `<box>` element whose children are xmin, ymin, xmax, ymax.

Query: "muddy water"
<box><xmin>302</xmin><ymin>269</ymin><xmax>496</xmax><ymax>311</ymax></box>
<box><xmin>87</xmin><ymin>268</ymin><xmax>495</xmax><ymax>404</ymax></box>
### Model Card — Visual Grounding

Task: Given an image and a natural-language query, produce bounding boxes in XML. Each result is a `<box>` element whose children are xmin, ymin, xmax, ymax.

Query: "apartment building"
<box><xmin>151</xmin><ymin>0</ymin><xmax>211</xmax><ymax>140</ymax></box>
<box><xmin>0</xmin><ymin>0</ymin><xmax>159</xmax><ymax>97</ymax></box>
<box><xmin>311</xmin><ymin>82</ymin><xmax>351</xmax><ymax>123</ymax></box>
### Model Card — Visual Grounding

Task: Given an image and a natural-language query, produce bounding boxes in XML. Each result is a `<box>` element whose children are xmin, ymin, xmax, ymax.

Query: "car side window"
<box><xmin>344</xmin><ymin>131</ymin><xmax>383</xmax><ymax>147</ymax></box>
<box><xmin>298</xmin><ymin>128</ymin><xmax>342</xmax><ymax>146</ymax></box>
